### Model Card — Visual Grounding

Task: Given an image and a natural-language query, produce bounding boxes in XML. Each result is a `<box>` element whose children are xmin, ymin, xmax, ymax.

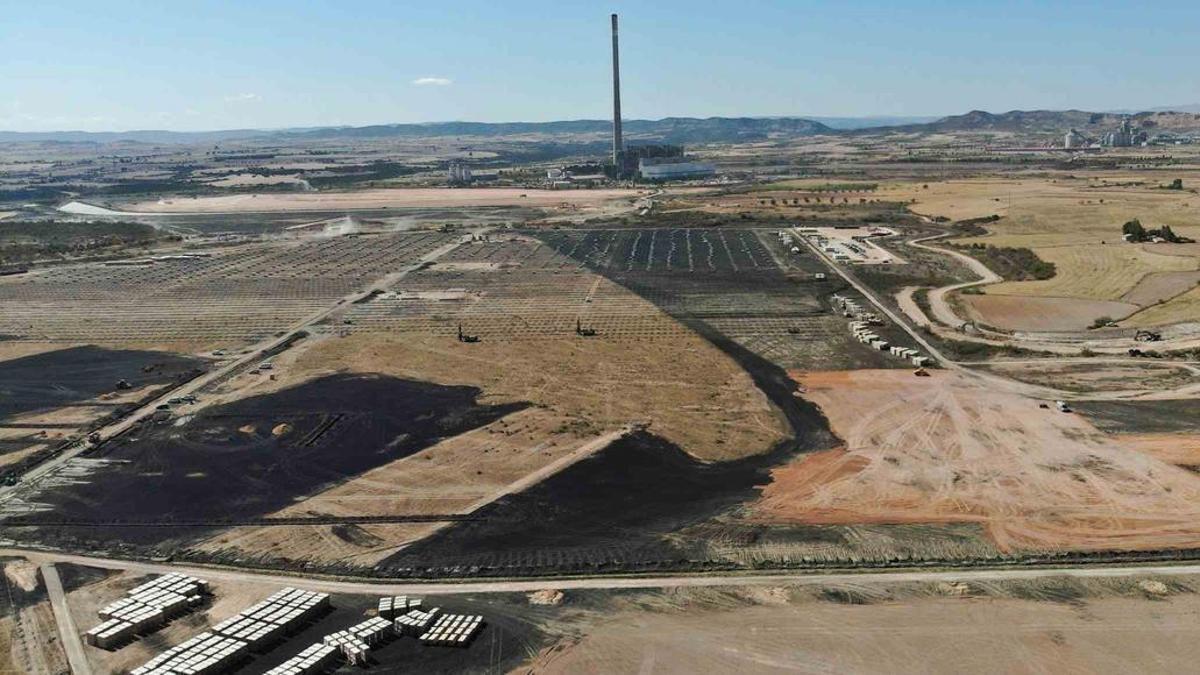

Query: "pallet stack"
<box><xmin>263</xmin><ymin>643</ymin><xmax>340</xmax><ymax>675</ymax></box>
<box><xmin>130</xmin><ymin>632</ymin><xmax>248</xmax><ymax>675</ymax></box>
<box><xmin>84</xmin><ymin>573</ymin><xmax>208</xmax><ymax>649</ymax></box>
<box><xmin>418</xmin><ymin>613</ymin><xmax>484</xmax><ymax>647</ymax></box>
<box><xmin>394</xmin><ymin>607</ymin><xmax>440</xmax><ymax>636</ymax></box>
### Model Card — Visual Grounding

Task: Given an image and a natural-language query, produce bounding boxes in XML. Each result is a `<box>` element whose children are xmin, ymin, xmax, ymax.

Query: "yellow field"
<box><xmin>1125</xmin><ymin>285</ymin><xmax>1200</xmax><ymax>327</ymax></box>
<box><xmin>984</xmin><ymin>243</ymin><xmax>1197</xmax><ymax>301</ymax></box>
<box><xmin>890</xmin><ymin>174</ymin><xmax>1200</xmax><ymax>326</ymax></box>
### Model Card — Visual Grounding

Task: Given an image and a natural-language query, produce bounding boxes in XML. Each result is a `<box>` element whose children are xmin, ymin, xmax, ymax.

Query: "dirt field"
<box><xmin>278</xmin><ymin>329</ymin><xmax>787</xmax><ymax>464</ymax></box>
<box><xmin>963</xmin><ymin>294</ymin><xmax>1138</xmax><ymax>331</ymax></box>
<box><xmin>115</xmin><ymin>188</ymin><xmax>642</xmax><ymax>213</ymax></box>
<box><xmin>753</xmin><ymin>369</ymin><xmax>1200</xmax><ymax>552</ymax></box>
<box><xmin>1</xmin><ymin>559</ymin><xmax>67</xmax><ymax>675</ymax></box>
<box><xmin>533</xmin><ymin>582</ymin><xmax>1200</xmax><ymax>675</ymax></box>
<box><xmin>976</xmin><ymin>361</ymin><xmax>1200</xmax><ymax>394</ymax></box>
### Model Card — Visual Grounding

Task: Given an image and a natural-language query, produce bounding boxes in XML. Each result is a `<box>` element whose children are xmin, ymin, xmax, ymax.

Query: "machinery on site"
<box><xmin>913</xmin><ymin>368</ymin><xmax>930</xmax><ymax>377</ymax></box>
<box><xmin>575</xmin><ymin>318</ymin><xmax>597</xmax><ymax>337</ymax></box>
<box><xmin>1134</xmin><ymin>329</ymin><xmax>1162</xmax><ymax>342</ymax></box>
<box><xmin>457</xmin><ymin>324</ymin><xmax>480</xmax><ymax>343</ymax></box>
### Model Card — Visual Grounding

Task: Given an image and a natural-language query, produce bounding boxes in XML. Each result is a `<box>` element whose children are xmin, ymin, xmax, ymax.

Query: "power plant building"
<box><xmin>638</xmin><ymin>157</ymin><xmax>716</xmax><ymax>180</ymax></box>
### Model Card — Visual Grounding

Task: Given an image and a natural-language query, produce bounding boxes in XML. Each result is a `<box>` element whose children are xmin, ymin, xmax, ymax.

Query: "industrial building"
<box><xmin>447</xmin><ymin>162</ymin><xmax>473</xmax><ymax>184</ymax></box>
<box><xmin>638</xmin><ymin>156</ymin><xmax>717</xmax><ymax>181</ymax></box>
<box><xmin>1064</xmin><ymin>128</ymin><xmax>1088</xmax><ymax>149</ymax></box>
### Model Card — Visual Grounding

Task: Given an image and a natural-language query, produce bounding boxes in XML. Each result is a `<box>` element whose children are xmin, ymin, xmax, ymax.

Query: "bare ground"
<box><xmin>752</xmin><ymin>369</ymin><xmax>1200</xmax><ymax>552</ymax></box>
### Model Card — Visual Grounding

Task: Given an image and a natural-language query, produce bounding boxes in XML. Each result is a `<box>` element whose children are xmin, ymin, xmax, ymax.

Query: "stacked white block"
<box><xmin>322</xmin><ymin>631</ymin><xmax>370</xmax><ymax>666</ymax></box>
<box><xmin>263</xmin><ymin>643</ymin><xmax>339</xmax><ymax>675</ymax></box>
<box><xmin>130</xmin><ymin>632</ymin><xmax>248</xmax><ymax>675</ymax></box>
<box><xmin>419</xmin><ymin>613</ymin><xmax>484</xmax><ymax>647</ymax></box>
<box><xmin>394</xmin><ymin>607</ymin><xmax>440</xmax><ymax>636</ymax></box>
<box><xmin>377</xmin><ymin>595</ymin><xmax>420</xmax><ymax>619</ymax></box>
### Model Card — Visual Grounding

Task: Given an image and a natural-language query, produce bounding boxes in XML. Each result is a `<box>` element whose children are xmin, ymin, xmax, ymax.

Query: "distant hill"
<box><xmin>885</xmin><ymin>109</ymin><xmax>1200</xmax><ymax>134</ymax></box>
<box><xmin>0</xmin><ymin>117</ymin><xmax>834</xmax><ymax>146</ymax></box>
<box><xmin>283</xmin><ymin>117</ymin><xmax>835</xmax><ymax>143</ymax></box>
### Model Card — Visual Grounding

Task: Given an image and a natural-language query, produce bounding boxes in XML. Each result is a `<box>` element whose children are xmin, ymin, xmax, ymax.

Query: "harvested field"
<box><xmin>753</xmin><ymin>369</ymin><xmax>1200</xmax><ymax>552</ymax></box>
<box><xmin>1121</xmin><ymin>270</ymin><xmax>1200</xmax><ymax>306</ymax></box>
<box><xmin>982</xmin><ymin>244</ymin><xmax>1196</xmax><ymax>302</ymax></box>
<box><xmin>116</xmin><ymin>188</ymin><xmax>641</xmax><ymax>213</ymax></box>
<box><xmin>963</xmin><ymin>294</ymin><xmax>1137</xmax><ymax>331</ymax></box>
<box><xmin>1125</xmin><ymin>285</ymin><xmax>1200</xmax><ymax>327</ymax></box>
<box><xmin>1117</xmin><ymin>434</ymin><xmax>1200</xmax><ymax>471</ymax></box>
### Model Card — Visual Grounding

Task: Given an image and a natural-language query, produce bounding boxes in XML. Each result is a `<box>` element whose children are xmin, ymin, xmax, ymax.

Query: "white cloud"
<box><xmin>412</xmin><ymin>77</ymin><xmax>452</xmax><ymax>87</ymax></box>
<box><xmin>224</xmin><ymin>93</ymin><xmax>260</xmax><ymax>102</ymax></box>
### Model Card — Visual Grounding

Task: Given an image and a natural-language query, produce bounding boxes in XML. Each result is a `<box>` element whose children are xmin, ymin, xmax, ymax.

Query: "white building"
<box><xmin>638</xmin><ymin>158</ymin><xmax>716</xmax><ymax>181</ymax></box>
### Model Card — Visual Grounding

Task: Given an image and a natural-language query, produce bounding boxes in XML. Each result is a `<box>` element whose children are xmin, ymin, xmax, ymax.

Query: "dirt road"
<box><xmin>7</xmin><ymin>547</ymin><xmax>1200</xmax><ymax>598</ymax></box>
<box><xmin>41</xmin><ymin>563</ymin><xmax>91</xmax><ymax>675</ymax></box>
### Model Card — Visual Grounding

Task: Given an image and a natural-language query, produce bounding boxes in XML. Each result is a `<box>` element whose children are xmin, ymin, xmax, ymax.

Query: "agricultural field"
<box><xmin>882</xmin><ymin>174</ymin><xmax>1200</xmax><ymax>330</ymax></box>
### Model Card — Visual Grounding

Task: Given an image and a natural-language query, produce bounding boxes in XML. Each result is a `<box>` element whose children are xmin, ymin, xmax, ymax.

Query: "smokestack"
<box><xmin>611</xmin><ymin>13</ymin><xmax>623</xmax><ymax>170</ymax></box>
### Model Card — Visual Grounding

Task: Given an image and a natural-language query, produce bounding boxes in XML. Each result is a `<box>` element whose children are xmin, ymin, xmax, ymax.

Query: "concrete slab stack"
<box><xmin>419</xmin><ymin>614</ymin><xmax>484</xmax><ymax>647</ymax></box>
<box><xmin>130</xmin><ymin>632</ymin><xmax>248</xmax><ymax>675</ymax></box>
<box><xmin>263</xmin><ymin>643</ymin><xmax>339</xmax><ymax>675</ymax></box>
<box><xmin>377</xmin><ymin>595</ymin><xmax>419</xmax><ymax>620</ymax></box>
<box><xmin>348</xmin><ymin>617</ymin><xmax>392</xmax><ymax>646</ymax></box>
<box><xmin>322</xmin><ymin>631</ymin><xmax>370</xmax><ymax>666</ymax></box>
<box><xmin>394</xmin><ymin>607</ymin><xmax>440</xmax><ymax>636</ymax></box>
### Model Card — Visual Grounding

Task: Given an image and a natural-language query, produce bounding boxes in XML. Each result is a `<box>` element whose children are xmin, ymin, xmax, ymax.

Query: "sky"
<box><xmin>3</xmin><ymin>0</ymin><xmax>1199</xmax><ymax>132</ymax></box>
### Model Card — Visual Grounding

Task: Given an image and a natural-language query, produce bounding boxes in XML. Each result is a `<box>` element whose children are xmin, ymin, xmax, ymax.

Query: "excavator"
<box><xmin>457</xmin><ymin>323</ymin><xmax>480</xmax><ymax>343</ymax></box>
<box><xmin>575</xmin><ymin>318</ymin><xmax>597</xmax><ymax>337</ymax></box>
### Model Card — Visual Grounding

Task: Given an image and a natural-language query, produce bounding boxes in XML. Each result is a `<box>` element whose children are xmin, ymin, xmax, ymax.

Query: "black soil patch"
<box><xmin>55</xmin><ymin>562</ymin><xmax>119</xmax><ymax>593</ymax></box>
<box><xmin>0</xmin><ymin>345</ymin><xmax>204</xmax><ymax>421</ymax></box>
<box><xmin>1073</xmin><ymin>399</ymin><xmax>1200</xmax><ymax>435</ymax></box>
<box><xmin>15</xmin><ymin>374</ymin><xmax>524</xmax><ymax>547</ymax></box>
<box><xmin>382</xmin><ymin>429</ymin><xmax>829</xmax><ymax>576</ymax></box>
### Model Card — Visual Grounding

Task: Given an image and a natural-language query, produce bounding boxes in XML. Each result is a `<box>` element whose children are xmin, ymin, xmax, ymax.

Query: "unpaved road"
<box><xmin>41</xmin><ymin>563</ymin><xmax>91</xmax><ymax>675</ymax></box>
<box><xmin>7</xmin><ymin>547</ymin><xmax>1200</xmax><ymax>597</ymax></box>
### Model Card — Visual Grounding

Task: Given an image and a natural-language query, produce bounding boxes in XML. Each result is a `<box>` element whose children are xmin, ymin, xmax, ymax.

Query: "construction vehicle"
<box><xmin>786</xmin><ymin>326</ymin><xmax>801</xmax><ymax>335</ymax></box>
<box><xmin>116</xmin><ymin>379</ymin><xmax>133</xmax><ymax>390</ymax></box>
<box><xmin>1056</xmin><ymin>400</ymin><xmax>1073</xmax><ymax>413</ymax></box>
<box><xmin>575</xmin><ymin>318</ymin><xmax>597</xmax><ymax>337</ymax></box>
<box><xmin>913</xmin><ymin>368</ymin><xmax>930</xmax><ymax>377</ymax></box>
<box><xmin>457</xmin><ymin>324</ymin><xmax>480</xmax><ymax>343</ymax></box>
<box><xmin>1134</xmin><ymin>329</ymin><xmax>1162</xmax><ymax>342</ymax></box>
<box><xmin>88</xmin><ymin>432</ymin><xmax>102</xmax><ymax>444</ymax></box>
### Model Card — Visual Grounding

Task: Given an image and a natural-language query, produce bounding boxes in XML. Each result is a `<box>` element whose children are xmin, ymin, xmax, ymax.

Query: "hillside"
<box><xmin>0</xmin><ymin>117</ymin><xmax>834</xmax><ymax>147</ymax></box>
<box><xmin>893</xmin><ymin>109</ymin><xmax>1200</xmax><ymax>134</ymax></box>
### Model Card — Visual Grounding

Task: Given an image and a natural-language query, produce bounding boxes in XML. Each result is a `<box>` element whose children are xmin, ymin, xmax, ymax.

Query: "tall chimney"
<box><xmin>611</xmin><ymin>13</ymin><xmax>623</xmax><ymax>170</ymax></box>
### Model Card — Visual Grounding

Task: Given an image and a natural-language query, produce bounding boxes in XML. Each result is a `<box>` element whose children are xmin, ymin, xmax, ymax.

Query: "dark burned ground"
<box><xmin>239</xmin><ymin>592</ymin><xmax>549</xmax><ymax>675</ymax></box>
<box><xmin>531</xmin><ymin>227</ymin><xmax>897</xmax><ymax>371</ymax></box>
<box><xmin>15</xmin><ymin>374</ymin><xmax>524</xmax><ymax>547</ymax></box>
<box><xmin>374</xmin><ymin>227</ymin><xmax>849</xmax><ymax>576</ymax></box>
<box><xmin>0</xmin><ymin>345</ymin><xmax>203</xmax><ymax>421</ymax></box>
<box><xmin>1073</xmin><ymin>399</ymin><xmax>1200</xmax><ymax>434</ymax></box>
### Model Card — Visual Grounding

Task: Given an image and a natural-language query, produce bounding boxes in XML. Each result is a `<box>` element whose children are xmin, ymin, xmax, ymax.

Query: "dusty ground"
<box><xmin>115</xmin><ymin>188</ymin><xmax>642</xmax><ymax>213</ymax></box>
<box><xmin>753</xmin><ymin>369</ymin><xmax>1200</xmax><ymax>552</ymax></box>
<box><xmin>1</xmin><ymin>559</ymin><xmax>67</xmax><ymax>675</ymax></box>
<box><xmin>533</xmin><ymin>581</ymin><xmax>1200</xmax><ymax>675</ymax></box>
<box><xmin>271</xmin><ymin>330</ymin><xmax>786</xmax><ymax>464</ymax></box>
<box><xmin>963</xmin><ymin>294</ymin><xmax>1138</xmax><ymax>331</ymax></box>
<box><xmin>975</xmin><ymin>361</ymin><xmax>1200</xmax><ymax>394</ymax></box>
<box><xmin>1117</xmin><ymin>433</ymin><xmax>1200</xmax><ymax>469</ymax></box>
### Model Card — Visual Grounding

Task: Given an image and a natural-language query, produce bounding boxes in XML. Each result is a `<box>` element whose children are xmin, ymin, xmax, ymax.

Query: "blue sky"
<box><xmin>3</xmin><ymin>0</ymin><xmax>1199</xmax><ymax>131</ymax></box>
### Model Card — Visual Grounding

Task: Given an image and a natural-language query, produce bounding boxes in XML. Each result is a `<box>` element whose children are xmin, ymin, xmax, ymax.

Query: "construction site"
<box><xmin>6</xmin><ymin>9</ymin><xmax>1200</xmax><ymax>675</ymax></box>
